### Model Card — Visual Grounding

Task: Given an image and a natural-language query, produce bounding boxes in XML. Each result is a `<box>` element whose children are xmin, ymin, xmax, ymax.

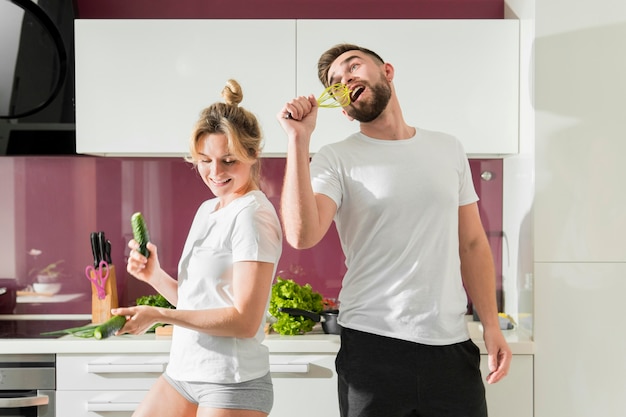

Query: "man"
<box><xmin>277</xmin><ymin>43</ymin><xmax>511</xmax><ymax>417</ymax></box>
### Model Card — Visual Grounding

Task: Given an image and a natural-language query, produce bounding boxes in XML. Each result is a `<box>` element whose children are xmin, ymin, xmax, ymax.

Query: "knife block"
<box><xmin>91</xmin><ymin>264</ymin><xmax>119</xmax><ymax>324</ymax></box>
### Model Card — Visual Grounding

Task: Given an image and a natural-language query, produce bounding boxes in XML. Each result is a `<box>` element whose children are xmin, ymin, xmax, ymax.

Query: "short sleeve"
<box><xmin>231</xmin><ymin>203</ymin><xmax>282</xmax><ymax>264</ymax></box>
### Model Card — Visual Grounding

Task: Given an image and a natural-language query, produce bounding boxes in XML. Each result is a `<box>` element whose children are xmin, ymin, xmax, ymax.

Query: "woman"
<box><xmin>114</xmin><ymin>79</ymin><xmax>282</xmax><ymax>417</ymax></box>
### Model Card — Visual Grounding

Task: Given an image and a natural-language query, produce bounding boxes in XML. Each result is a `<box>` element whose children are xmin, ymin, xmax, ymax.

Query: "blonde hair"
<box><xmin>186</xmin><ymin>79</ymin><xmax>263</xmax><ymax>187</ymax></box>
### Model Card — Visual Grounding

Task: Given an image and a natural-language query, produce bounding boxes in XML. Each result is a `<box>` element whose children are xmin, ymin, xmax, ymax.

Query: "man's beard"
<box><xmin>344</xmin><ymin>80</ymin><xmax>392</xmax><ymax>123</ymax></box>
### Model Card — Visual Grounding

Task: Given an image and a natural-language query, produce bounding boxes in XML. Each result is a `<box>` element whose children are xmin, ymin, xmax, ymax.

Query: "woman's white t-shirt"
<box><xmin>310</xmin><ymin>129</ymin><xmax>478</xmax><ymax>345</ymax></box>
<box><xmin>166</xmin><ymin>190</ymin><xmax>282</xmax><ymax>383</ymax></box>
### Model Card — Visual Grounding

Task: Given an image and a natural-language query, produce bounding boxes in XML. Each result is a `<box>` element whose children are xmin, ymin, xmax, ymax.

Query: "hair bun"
<box><xmin>222</xmin><ymin>79</ymin><xmax>243</xmax><ymax>106</ymax></box>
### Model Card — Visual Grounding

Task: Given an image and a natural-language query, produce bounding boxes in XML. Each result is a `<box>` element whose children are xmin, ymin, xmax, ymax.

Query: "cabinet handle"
<box><xmin>87</xmin><ymin>363</ymin><xmax>167</xmax><ymax>373</ymax></box>
<box><xmin>86</xmin><ymin>362</ymin><xmax>309</xmax><ymax>374</ymax></box>
<box><xmin>87</xmin><ymin>401</ymin><xmax>139</xmax><ymax>412</ymax></box>
<box><xmin>0</xmin><ymin>394</ymin><xmax>49</xmax><ymax>408</ymax></box>
<box><xmin>269</xmin><ymin>363</ymin><xmax>310</xmax><ymax>373</ymax></box>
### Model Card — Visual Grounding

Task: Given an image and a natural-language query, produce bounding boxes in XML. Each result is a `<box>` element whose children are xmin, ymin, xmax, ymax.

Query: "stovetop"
<box><xmin>0</xmin><ymin>317</ymin><xmax>92</xmax><ymax>339</ymax></box>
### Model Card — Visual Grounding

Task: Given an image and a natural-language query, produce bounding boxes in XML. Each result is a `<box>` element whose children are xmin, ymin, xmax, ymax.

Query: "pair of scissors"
<box><xmin>85</xmin><ymin>260</ymin><xmax>109</xmax><ymax>300</ymax></box>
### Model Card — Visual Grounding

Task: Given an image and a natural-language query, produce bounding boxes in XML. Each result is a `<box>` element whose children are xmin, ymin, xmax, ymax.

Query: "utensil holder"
<box><xmin>91</xmin><ymin>264</ymin><xmax>119</xmax><ymax>324</ymax></box>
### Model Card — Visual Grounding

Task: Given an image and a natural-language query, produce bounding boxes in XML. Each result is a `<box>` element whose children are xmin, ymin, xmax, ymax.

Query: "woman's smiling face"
<box><xmin>195</xmin><ymin>133</ymin><xmax>256</xmax><ymax>207</ymax></box>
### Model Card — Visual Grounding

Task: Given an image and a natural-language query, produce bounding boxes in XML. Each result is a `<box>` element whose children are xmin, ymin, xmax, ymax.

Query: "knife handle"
<box><xmin>97</xmin><ymin>232</ymin><xmax>107</xmax><ymax>265</ymax></box>
<box><xmin>90</xmin><ymin>232</ymin><xmax>100</xmax><ymax>267</ymax></box>
<box><xmin>104</xmin><ymin>240</ymin><xmax>112</xmax><ymax>264</ymax></box>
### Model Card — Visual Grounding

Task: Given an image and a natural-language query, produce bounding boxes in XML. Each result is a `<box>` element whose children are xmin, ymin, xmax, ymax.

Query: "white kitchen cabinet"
<box><xmin>270</xmin><ymin>353</ymin><xmax>533</xmax><ymax>417</ymax></box>
<box><xmin>53</xmin><ymin>342</ymin><xmax>530</xmax><ymax>416</ymax></box>
<box><xmin>56</xmin><ymin>352</ymin><xmax>339</xmax><ymax>417</ymax></box>
<box><xmin>482</xmin><ymin>354</ymin><xmax>533</xmax><ymax>417</ymax></box>
<box><xmin>75</xmin><ymin>19</ymin><xmax>519</xmax><ymax>157</ymax></box>
<box><xmin>56</xmin><ymin>353</ymin><xmax>169</xmax><ymax>417</ymax></box>
<box><xmin>296</xmin><ymin>19</ymin><xmax>520</xmax><ymax>156</ymax></box>
<box><xmin>55</xmin><ymin>352</ymin><xmax>531</xmax><ymax>417</ymax></box>
<box><xmin>74</xmin><ymin>20</ymin><xmax>296</xmax><ymax>156</ymax></box>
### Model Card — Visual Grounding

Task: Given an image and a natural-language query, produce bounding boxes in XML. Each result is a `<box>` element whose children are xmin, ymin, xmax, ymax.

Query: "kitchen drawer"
<box><xmin>57</xmin><ymin>390</ymin><xmax>146</xmax><ymax>417</ymax></box>
<box><xmin>57</xmin><ymin>353</ymin><xmax>168</xmax><ymax>390</ymax></box>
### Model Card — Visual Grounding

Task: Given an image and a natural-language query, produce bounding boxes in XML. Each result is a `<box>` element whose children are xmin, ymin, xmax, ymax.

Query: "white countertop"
<box><xmin>467</xmin><ymin>321</ymin><xmax>534</xmax><ymax>354</ymax></box>
<box><xmin>16</xmin><ymin>293</ymin><xmax>85</xmax><ymax>304</ymax></box>
<box><xmin>0</xmin><ymin>321</ymin><xmax>533</xmax><ymax>355</ymax></box>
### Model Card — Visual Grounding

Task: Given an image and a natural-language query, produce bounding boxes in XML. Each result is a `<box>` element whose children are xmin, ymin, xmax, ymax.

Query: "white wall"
<box><xmin>534</xmin><ymin>1</ymin><xmax>626</xmax><ymax>416</ymax></box>
<box><xmin>0</xmin><ymin>160</ymin><xmax>17</xmax><ymax>278</ymax></box>
<box><xmin>502</xmin><ymin>1</ymin><xmax>535</xmax><ymax>331</ymax></box>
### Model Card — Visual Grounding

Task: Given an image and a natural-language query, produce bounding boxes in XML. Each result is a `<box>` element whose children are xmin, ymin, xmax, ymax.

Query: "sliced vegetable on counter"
<box><xmin>92</xmin><ymin>315</ymin><xmax>128</xmax><ymax>339</ymax></box>
<box><xmin>131</xmin><ymin>212</ymin><xmax>151</xmax><ymax>258</ymax></box>
<box><xmin>40</xmin><ymin>315</ymin><xmax>127</xmax><ymax>339</ymax></box>
<box><xmin>269</xmin><ymin>277</ymin><xmax>323</xmax><ymax>335</ymax></box>
<box><xmin>322</xmin><ymin>297</ymin><xmax>339</xmax><ymax>311</ymax></box>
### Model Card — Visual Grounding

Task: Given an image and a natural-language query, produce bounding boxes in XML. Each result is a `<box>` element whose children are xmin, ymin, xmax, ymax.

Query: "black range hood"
<box><xmin>0</xmin><ymin>123</ymin><xmax>76</xmax><ymax>156</ymax></box>
<box><xmin>0</xmin><ymin>0</ymin><xmax>76</xmax><ymax>156</ymax></box>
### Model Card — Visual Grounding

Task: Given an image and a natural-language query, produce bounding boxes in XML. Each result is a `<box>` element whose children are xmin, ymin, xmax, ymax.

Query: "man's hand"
<box><xmin>483</xmin><ymin>326</ymin><xmax>512</xmax><ymax>384</ymax></box>
<box><xmin>277</xmin><ymin>94</ymin><xmax>319</xmax><ymax>144</ymax></box>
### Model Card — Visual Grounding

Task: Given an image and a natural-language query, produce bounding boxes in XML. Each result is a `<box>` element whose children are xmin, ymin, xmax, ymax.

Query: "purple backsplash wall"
<box><xmin>1</xmin><ymin>156</ymin><xmax>502</xmax><ymax>314</ymax></box>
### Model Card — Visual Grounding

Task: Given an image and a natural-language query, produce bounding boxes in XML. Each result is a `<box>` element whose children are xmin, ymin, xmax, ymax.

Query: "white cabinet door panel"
<box><xmin>270</xmin><ymin>354</ymin><xmax>339</xmax><ymax>417</ymax></box>
<box><xmin>296</xmin><ymin>19</ymin><xmax>519</xmax><ymax>156</ymax></box>
<box><xmin>75</xmin><ymin>20</ymin><xmax>296</xmax><ymax>156</ymax></box>
<box><xmin>482</xmin><ymin>354</ymin><xmax>533</xmax><ymax>417</ymax></box>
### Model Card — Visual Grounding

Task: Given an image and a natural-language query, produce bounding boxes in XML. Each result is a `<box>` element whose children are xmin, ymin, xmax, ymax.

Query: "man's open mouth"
<box><xmin>350</xmin><ymin>86</ymin><xmax>364</xmax><ymax>103</ymax></box>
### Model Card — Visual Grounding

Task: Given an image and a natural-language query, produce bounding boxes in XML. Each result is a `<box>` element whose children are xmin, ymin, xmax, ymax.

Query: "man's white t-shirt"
<box><xmin>310</xmin><ymin>129</ymin><xmax>477</xmax><ymax>345</ymax></box>
<box><xmin>166</xmin><ymin>190</ymin><xmax>282</xmax><ymax>383</ymax></box>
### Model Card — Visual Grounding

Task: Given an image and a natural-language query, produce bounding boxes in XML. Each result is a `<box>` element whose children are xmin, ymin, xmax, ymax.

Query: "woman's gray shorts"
<box><xmin>163</xmin><ymin>372</ymin><xmax>273</xmax><ymax>414</ymax></box>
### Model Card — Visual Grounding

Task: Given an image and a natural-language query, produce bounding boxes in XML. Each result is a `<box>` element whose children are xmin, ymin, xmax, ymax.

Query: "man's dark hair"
<box><xmin>317</xmin><ymin>44</ymin><xmax>385</xmax><ymax>88</ymax></box>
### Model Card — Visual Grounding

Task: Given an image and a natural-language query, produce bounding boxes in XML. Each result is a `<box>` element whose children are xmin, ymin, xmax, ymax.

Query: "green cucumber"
<box><xmin>131</xmin><ymin>212</ymin><xmax>151</xmax><ymax>258</ymax></box>
<box><xmin>93</xmin><ymin>315</ymin><xmax>127</xmax><ymax>340</ymax></box>
<box><xmin>41</xmin><ymin>315</ymin><xmax>127</xmax><ymax>339</ymax></box>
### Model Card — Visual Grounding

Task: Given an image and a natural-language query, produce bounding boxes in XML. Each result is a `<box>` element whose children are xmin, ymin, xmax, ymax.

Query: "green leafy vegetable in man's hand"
<box><xmin>269</xmin><ymin>276</ymin><xmax>323</xmax><ymax>335</ymax></box>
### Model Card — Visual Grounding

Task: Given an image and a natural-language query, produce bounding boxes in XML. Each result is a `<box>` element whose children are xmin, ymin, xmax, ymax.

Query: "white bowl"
<box><xmin>33</xmin><ymin>282</ymin><xmax>62</xmax><ymax>295</ymax></box>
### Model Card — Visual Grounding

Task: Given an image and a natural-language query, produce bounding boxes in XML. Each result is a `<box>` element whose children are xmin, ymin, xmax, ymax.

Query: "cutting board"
<box><xmin>155</xmin><ymin>325</ymin><xmax>173</xmax><ymax>336</ymax></box>
<box><xmin>17</xmin><ymin>290</ymin><xmax>54</xmax><ymax>297</ymax></box>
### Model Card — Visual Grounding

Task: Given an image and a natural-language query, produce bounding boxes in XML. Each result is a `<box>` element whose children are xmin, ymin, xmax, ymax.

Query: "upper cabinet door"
<box><xmin>75</xmin><ymin>20</ymin><xmax>296</xmax><ymax>156</ymax></box>
<box><xmin>296</xmin><ymin>20</ymin><xmax>520</xmax><ymax>156</ymax></box>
